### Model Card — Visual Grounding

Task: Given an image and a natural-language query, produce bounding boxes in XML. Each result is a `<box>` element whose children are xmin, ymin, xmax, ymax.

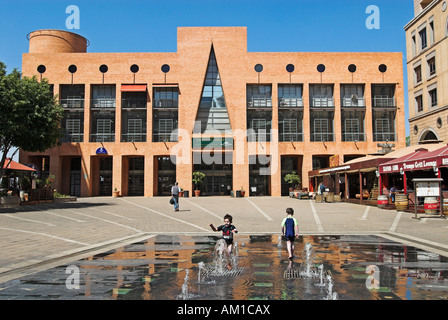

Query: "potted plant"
<box><xmin>113</xmin><ymin>187</ymin><xmax>120</xmax><ymax>197</ymax></box>
<box><xmin>240</xmin><ymin>186</ymin><xmax>245</xmax><ymax>197</ymax></box>
<box><xmin>192</xmin><ymin>171</ymin><xmax>205</xmax><ymax>197</ymax></box>
<box><xmin>284</xmin><ymin>171</ymin><xmax>301</xmax><ymax>193</ymax></box>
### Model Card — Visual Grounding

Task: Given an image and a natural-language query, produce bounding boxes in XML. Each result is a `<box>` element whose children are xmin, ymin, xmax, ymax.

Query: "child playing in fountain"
<box><xmin>210</xmin><ymin>214</ymin><xmax>238</xmax><ymax>257</ymax></box>
<box><xmin>281</xmin><ymin>208</ymin><xmax>299</xmax><ymax>260</ymax></box>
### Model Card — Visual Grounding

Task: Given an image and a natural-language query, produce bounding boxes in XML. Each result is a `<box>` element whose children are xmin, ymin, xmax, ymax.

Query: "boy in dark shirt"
<box><xmin>210</xmin><ymin>214</ymin><xmax>238</xmax><ymax>257</ymax></box>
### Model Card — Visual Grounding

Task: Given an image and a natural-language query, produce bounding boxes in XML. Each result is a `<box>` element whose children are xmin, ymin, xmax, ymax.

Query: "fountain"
<box><xmin>315</xmin><ymin>264</ymin><xmax>326</xmax><ymax>287</ymax></box>
<box><xmin>177</xmin><ymin>269</ymin><xmax>190</xmax><ymax>300</ymax></box>
<box><xmin>300</xmin><ymin>242</ymin><xmax>318</xmax><ymax>278</ymax></box>
<box><xmin>324</xmin><ymin>274</ymin><xmax>338</xmax><ymax>300</ymax></box>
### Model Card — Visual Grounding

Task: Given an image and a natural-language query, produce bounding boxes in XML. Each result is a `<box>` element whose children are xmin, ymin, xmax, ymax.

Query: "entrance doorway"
<box><xmin>249</xmin><ymin>155</ymin><xmax>271</xmax><ymax>196</ymax></box>
<box><xmin>193</xmin><ymin>152</ymin><xmax>232</xmax><ymax>196</ymax></box>
<box><xmin>128</xmin><ymin>157</ymin><xmax>144</xmax><ymax>196</ymax></box>
<box><xmin>99</xmin><ymin>157</ymin><xmax>113</xmax><ymax>196</ymax></box>
<box><xmin>281</xmin><ymin>156</ymin><xmax>302</xmax><ymax>195</ymax></box>
<box><xmin>157</xmin><ymin>156</ymin><xmax>176</xmax><ymax>196</ymax></box>
<box><xmin>70</xmin><ymin>157</ymin><xmax>81</xmax><ymax>197</ymax></box>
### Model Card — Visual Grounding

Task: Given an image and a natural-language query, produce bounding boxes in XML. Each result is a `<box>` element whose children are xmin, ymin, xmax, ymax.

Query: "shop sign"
<box><xmin>402</xmin><ymin>159</ymin><xmax>437</xmax><ymax>170</ymax></box>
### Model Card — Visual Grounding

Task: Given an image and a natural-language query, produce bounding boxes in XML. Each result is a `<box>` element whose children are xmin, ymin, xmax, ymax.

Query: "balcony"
<box><xmin>374</xmin><ymin>132</ymin><xmax>397</xmax><ymax>142</ymax></box>
<box><xmin>247</xmin><ymin>96</ymin><xmax>272</xmax><ymax>109</ymax></box>
<box><xmin>121</xmin><ymin>133</ymin><xmax>147</xmax><ymax>142</ymax></box>
<box><xmin>279</xmin><ymin>133</ymin><xmax>303</xmax><ymax>142</ymax></box>
<box><xmin>122</xmin><ymin>98</ymin><xmax>146</xmax><ymax>109</ymax></box>
<box><xmin>153</xmin><ymin>132</ymin><xmax>178</xmax><ymax>142</ymax></box>
<box><xmin>372</xmin><ymin>96</ymin><xmax>396</xmax><ymax>108</ymax></box>
<box><xmin>310</xmin><ymin>97</ymin><xmax>334</xmax><ymax>108</ymax></box>
<box><xmin>90</xmin><ymin>133</ymin><xmax>115</xmax><ymax>142</ymax></box>
<box><xmin>278</xmin><ymin>97</ymin><xmax>303</xmax><ymax>108</ymax></box>
<box><xmin>311</xmin><ymin>133</ymin><xmax>334</xmax><ymax>142</ymax></box>
<box><xmin>153</xmin><ymin>98</ymin><xmax>178</xmax><ymax>109</ymax></box>
<box><xmin>91</xmin><ymin>98</ymin><xmax>116</xmax><ymax>109</ymax></box>
<box><xmin>341</xmin><ymin>97</ymin><xmax>365</xmax><ymax>108</ymax></box>
<box><xmin>342</xmin><ymin>133</ymin><xmax>366</xmax><ymax>142</ymax></box>
<box><xmin>60</xmin><ymin>98</ymin><xmax>84</xmax><ymax>109</ymax></box>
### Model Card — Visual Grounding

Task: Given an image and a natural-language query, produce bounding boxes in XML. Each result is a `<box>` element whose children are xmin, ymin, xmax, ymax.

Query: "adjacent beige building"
<box><xmin>405</xmin><ymin>0</ymin><xmax>448</xmax><ymax>145</ymax></box>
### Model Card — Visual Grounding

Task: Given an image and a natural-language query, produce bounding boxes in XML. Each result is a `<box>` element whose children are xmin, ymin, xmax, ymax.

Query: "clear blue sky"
<box><xmin>0</xmin><ymin>0</ymin><xmax>414</xmax><ymax>157</ymax></box>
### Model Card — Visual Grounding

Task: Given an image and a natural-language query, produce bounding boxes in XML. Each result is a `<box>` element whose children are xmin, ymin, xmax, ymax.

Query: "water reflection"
<box><xmin>1</xmin><ymin>235</ymin><xmax>447</xmax><ymax>300</ymax></box>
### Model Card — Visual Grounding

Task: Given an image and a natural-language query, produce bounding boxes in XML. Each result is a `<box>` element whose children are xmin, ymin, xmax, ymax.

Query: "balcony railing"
<box><xmin>341</xmin><ymin>97</ymin><xmax>365</xmax><ymax>108</ymax></box>
<box><xmin>121</xmin><ymin>133</ymin><xmax>147</xmax><ymax>142</ymax></box>
<box><xmin>342</xmin><ymin>133</ymin><xmax>366</xmax><ymax>142</ymax></box>
<box><xmin>91</xmin><ymin>98</ymin><xmax>116</xmax><ymax>109</ymax></box>
<box><xmin>60</xmin><ymin>98</ymin><xmax>84</xmax><ymax>109</ymax></box>
<box><xmin>153</xmin><ymin>132</ymin><xmax>178</xmax><ymax>142</ymax></box>
<box><xmin>247</xmin><ymin>96</ymin><xmax>272</xmax><ymax>108</ymax></box>
<box><xmin>311</xmin><ymin>133</ymin><xmax>335</xmax><ymax>142</ymax></box>
<box><xmin>311</xmin><ymin>97</ymin><xmax>334</xmax><ymax>108</ymax></box>
<box><xmin>90</xmin><ymin>133</ymin><xmax>115</xmax><ymax>142</ymax></box>
<box><xmin>153</xmin><ymin>99</ymin><xmax>178</xmax><ymax>109</ymax></box>
<box><xmin>279</xmin><ymin>133</ymin><xmax>303</xmax><ymax>142</ymax></box>
<box><xmin>60</xmin><ymin>133</ymin><xmax>84</xmax><ymax>143</ymax></box>
<box><xmin>122</xmin><ymin>98</ymin><xmax>147</xmax><ymax>109</ymax></box>
<box><xmin>372</xmin><ymin>96</ymin><xmax>396</xmax><ymax>108</ymax></box>
<box><xmin>374</xmin><ymin>132</ymin><xmax>397</xmax><ymax>142</ymax></box>
<box><xmin>278</xmin><ymin>97</ymin><xmax>303</xmax><ymax>108</ymax></box>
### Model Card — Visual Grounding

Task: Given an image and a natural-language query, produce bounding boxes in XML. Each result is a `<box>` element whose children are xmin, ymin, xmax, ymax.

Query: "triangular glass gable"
<box><xmin>194</xmin><ymin>46</ymin><xmax>231</xmax><ymax>133</ymax></box>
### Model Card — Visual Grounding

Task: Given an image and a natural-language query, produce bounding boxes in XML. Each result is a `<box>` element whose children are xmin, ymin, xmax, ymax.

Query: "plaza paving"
<box><xmin>0</xmin><ymin>196</ymin><xmax>447</xmax><ymax>284</ymax></box>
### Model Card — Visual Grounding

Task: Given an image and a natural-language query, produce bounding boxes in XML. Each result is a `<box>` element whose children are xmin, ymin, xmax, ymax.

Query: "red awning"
<box><xmin>120</xmin><ymin>84</ymin><xmax>147</xmax><ymax>92</ymax></box>
<box><xmin>379</xmin><ymin>148</ymin><xmax>431</xmax><ymax>174</ymax></box>
<box><xmin>2</xmin><ymin>158</ymin><xmax>36</xmax><ymax>172</ymax></box>
<box><xmin>413</xmin><ymin>144</ymin><xmax>448</xmax><ymax>167</ymax></box>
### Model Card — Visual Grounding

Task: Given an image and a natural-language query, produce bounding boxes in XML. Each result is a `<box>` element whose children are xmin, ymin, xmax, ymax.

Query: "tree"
<box><xmin>192</xmin><ymin>171</ymin><xmax>205</xmax><ymax>190</ymax></box>
<box><xmin>284</xmin><ymin>171</ymin><xmax>301</xmax><ymax>190</ymax></box>
<box><xmin>0</xmin><ymin>61</ymin><xmax>63</xmax><ymax>178</ymax></box>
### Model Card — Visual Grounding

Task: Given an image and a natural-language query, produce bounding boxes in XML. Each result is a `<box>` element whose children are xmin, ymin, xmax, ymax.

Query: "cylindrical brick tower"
<box><xmin>27</xmin><ymin>29</ymin><xmax>88</xmax><ymax>53</ymax></box>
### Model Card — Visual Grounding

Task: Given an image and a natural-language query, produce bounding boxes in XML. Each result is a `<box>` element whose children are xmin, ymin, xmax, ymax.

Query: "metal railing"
<box><xmin>60</xmin><ymin>98</ymin><xmax>84</xmax><ymax>109</ymax></box>
<box><xmin>247</xmin><ymin>96</ymin><xmax>272</xmax><ymax>108</ymax></box>
<box><xmin>90</xmin><ymin>133</ymin><xmax>115</xmax><ymax>142</ymax></box>
<box><xmin>311</xmin><ymin>133</ymin><xmax>335</xmax><ymax>142</ymax></box>
<box><xmin>279</xmin><ymin>133</ymin><xmax>303</xmax><ymax>142</ymax></box>
<box><xmin>152</xmin><ymin>133</ymin><xmax>178</xmax><ymax>142</ymax></box>
<box><xmin>310</xmin><ymin>97</ymin><xmax>334</xmax><ymax>108</ymax></box>
<box><xmin>373</xmin><ymin>132</ymin><xmax>397</xmax><ymax>142</ymax></box>
<box><xmin>122</xmin><ymin>98</ymin><xmax>147</xmax><ymax>109</ymax></box>
<box><xmin>372</xmin><ymin>96</ymin><xmax>396</xmax><ymax>108</ymax></box>
<box><xmin>91</xmin><ymin>98</ymin><xmax>116</xmax><ymax>109</ymax></box>
<box><xmin>60</xmin><ymin>134</ymin><xmax>84</xmax><ymax>143</ymax></box>
<box><xmin>121</xmin><ymin>133</ymin><xmax>147</xmax><ymax>142</ymax></box>
<box><xmin>342</xmin><ymin>133</ymin><xmax>366</xmax><ymax>142</ymax></box>
<box><xmin>278</xmin><ymin>98</ymin><xmax>303</xmax><ymax>108</ymax></box>
<box><xmin>153</xmin><ymin>99</ymin><xmax>178</xmax><ymax>109</ymax></box>
<box><xmin>341</xmin><ymin>97</ymin><xmax>365</xmax><ymax>107</ymax></box>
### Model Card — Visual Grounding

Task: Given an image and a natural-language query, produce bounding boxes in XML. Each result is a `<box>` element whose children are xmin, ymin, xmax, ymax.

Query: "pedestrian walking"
<box><xmin>171</xmin><ymin>182</ymin><xmax>181</xmax><ymax>212</ymax></box>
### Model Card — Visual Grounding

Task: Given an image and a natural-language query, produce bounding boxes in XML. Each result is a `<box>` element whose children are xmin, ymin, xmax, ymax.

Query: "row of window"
<box><xmin>57</xmin><ymin>83</ymin><xmax>397</xmax><ymax>110</ymax></box>
<box><xmin>61</xmin><ymin>108</ymin><xmax>396</xmax><ymax>144</ymax></box>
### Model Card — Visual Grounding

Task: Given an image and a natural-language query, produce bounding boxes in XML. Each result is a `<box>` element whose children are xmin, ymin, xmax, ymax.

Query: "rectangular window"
<box><xmin>90</xmin><ymin>110</ymin><xmax>115</xmax><ymax>142</ymax></box>
<box><xmin>419</xmin><ymin>27</ymin><xmax>427</xmax><ymax>51</ymax></box>
<box><xmin>279</xmin><ymin>110</ymin><xmax>303</xmax><ymax>142</ymax></box>
<box><xmin>342</xmin><ymin>109</ymin><xmax>365</xmax><ymax>142</ymax></box>
<box><xmin>340</xmin><ymin>84</ymin><xmax>365</xmax><ymax>107</ymax></box>
<box><xmin>414</xmin><ymin>65</ymin><xmax>422</xmax><ymax>84</ymax></box>
<box><xmin>428</xmin><ymin>56</ymin><xmax>436</xmax><ymax>76</ymax></box>
<box><xmin>415</xmin><ymin>94</ymin><xmax>423</xmax><ymax>113</ymax></box>
<box><xmin>429</xmin><ymin>19</ymin><xmax>435</xmax><ymax>45</ymax></box>
<box><xmin>309</xmin><ymin>84</ymin><xmax>334</xmax><ymax>107</ymax></box>
<box><xmin>247</xmin><ymin>110</ymin><xmax>271</xmax><ymax>142</ymax></box>
<box><xmin>154</xmin><ymin>87</ymin><xmax>179</xmax><ymax>108</ymax></box>
<box><xmin>429</xmin><ymin>88</ymin><xmax>437</xmax><ymax>107</ymax></box>
<box><xmin>372</xmin><ymin>84</ymin><xmax>396</xmax><ymax>108</ymax></box>
<box><xmin>373</xmin><ymin>110</ymin><xmax>395</xmax><ymax>141</ymax></box>
<box><xmin>278</xmin><ymin>84</ymin><xmax>303</xmax><ymax>108</ymax></box>
<box><xmin>247</xmin><ymin>85</ymin><xmax>272</xmax><ymax>108</ymax></box>
<box><xmin>91</xmin><ymin>85</ymin><xmax>116</xmax><ymax>109</ymax></box>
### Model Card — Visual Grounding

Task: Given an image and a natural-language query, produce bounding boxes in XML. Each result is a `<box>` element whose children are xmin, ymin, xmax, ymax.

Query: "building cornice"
<box><xmin>409</xmin><ymin>103</ymin><xmax>448</xmax><ymax>122</ymax></box>
<box><xmin>404</xmin><ymin>0</ymin><xmax>441</xmax><ymax>31</ymax></box>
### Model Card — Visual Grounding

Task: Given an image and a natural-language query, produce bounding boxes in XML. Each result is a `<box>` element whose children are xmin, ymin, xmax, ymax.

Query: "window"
<box><xmin>247</xmin><ymin>85</ymin><xmax>272</xmax><ymax>108</ymax></box>
<box><xmin>278</xmin><ymin>84</ymin><xmax>303</xmax><ymax>108</ymax></box>
<box><xmin>429</xmin><ymin>87</ymin><xmax>438</xmax><ymax>107</ymax></box>
<box><xmin>411</xmin><ymin>32</ymin><xmax>417</xmax><ymax>56</ymax></box>
<box><xmin>427</xmin><ymin>56</ymin><xmax>436</xmax><ymax>77</ymax></box>
<box><xmin>91</xmin><ymin>85</ymin><xmax>116</xmax><ymax>108</ymax></box>
<box><xmin>415</xmin><ymin>94</ymin><xmax>423</xmax><ymax>112</ymax></box>
<box><xmin>279</xmin><ymin>109</ymin><xmax>303</xmax><ymax>142</ymax></box>
<box><xmin>340</xmin><ymin>84</ymin><xmax>365</xmax><ymax>107</ymax></box>
<box><xmin>373</xmin><ymin>110</ymin><xmax>395</xmax><ymax>141</ymax></box>
<box><xmin>372</xmin><ymin>84</ymin><xmax>396</xmax><ymax>107</ymax></box>
<box><xmin>310</xmin><ymin>110</ymin><xmax>334</xmax><ymax>142</ymax></box>
<box><xmin>419</xmin><ymin>27</ymin><xmax>427</xmax><ymax>51</ymax></box>
<box><xmin>342</xmin><ymin>110</ymin><xmax>365</xmax><ymax>142</ymax></box>
<box><xmin>309</xmin><ymin>84</ymin><xmax>334</xmax><ymax>107</ymax></box>
<box><xmin>429</xmin><ymin>18</ymin><xmax>435</xmax><ymax>45</ymax></box>
<box><xmin>154</xmin><ymin>87</ymin><xmax>178</xmax><ymax>108</ymax></box>
<box><xmin>247</xmin><ymin>110</ymin><xmax>271</xmax><ymax>142</ymax></box>
<box><xmin>414</xmin><ymin>65</ymin><xmax>422</xmax><ymax>84</ymax></box>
